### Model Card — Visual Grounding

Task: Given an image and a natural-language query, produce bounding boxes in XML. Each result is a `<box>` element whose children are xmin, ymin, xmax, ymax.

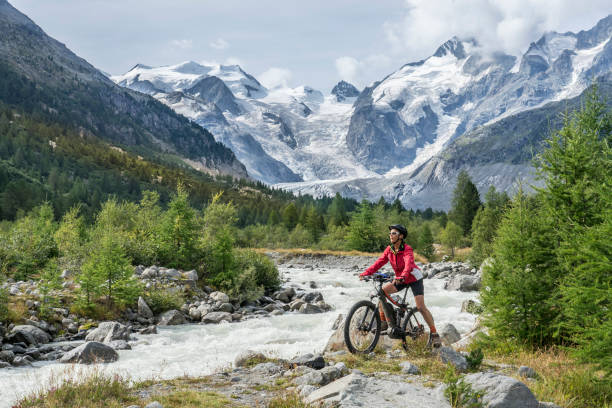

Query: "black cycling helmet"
<box><xmin>388</xmin><ymin>224</ymin><xmax>407</xmax><ymax>239</ymax></box>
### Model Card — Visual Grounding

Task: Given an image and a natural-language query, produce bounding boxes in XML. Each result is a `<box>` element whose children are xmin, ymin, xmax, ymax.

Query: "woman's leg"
<box><xmin>414</xmin><ymin>295</ymin><xmax>437</xmax><ymax>334</ymax></box>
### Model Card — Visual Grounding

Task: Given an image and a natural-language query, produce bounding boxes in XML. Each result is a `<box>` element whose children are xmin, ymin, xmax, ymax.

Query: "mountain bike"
<box><xmin>344</xmin><ymin>273</ymin><xmax>426</xmax><ymax>354</ymax></box>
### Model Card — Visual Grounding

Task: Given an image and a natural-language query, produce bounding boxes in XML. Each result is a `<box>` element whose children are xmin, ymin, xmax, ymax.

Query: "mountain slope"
<box><xmin>0</xmin><ymin>0</ymin><xmax>247</xmax><ymax>178</ymax></box>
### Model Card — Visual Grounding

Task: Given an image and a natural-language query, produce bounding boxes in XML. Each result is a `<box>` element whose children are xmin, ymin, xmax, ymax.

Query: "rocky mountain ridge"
<box><xmin>0</xmin><ymin>1</ymin><xmax>247</xmax><ymax>179</ymax></box>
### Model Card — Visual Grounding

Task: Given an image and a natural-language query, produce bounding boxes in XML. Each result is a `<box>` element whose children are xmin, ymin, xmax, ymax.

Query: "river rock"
<box><xmin>440</xmin><ymin>323</ymin><xmax>461</xmax><ymax>345</ymax></box>
<box><xmin>85</xmin><ymin>322</ymin><xmax>130</xmax><ymax>343</ymax></box>
<box><xmin>210</xmin><ymin>291</ymin><xmax>230</xmax><ymax>303</ymax></box>
<box><xmin>252</xmin><ymin>362</ymin><xmax>283</xmax><ymax>374</ymax></box>
<box><xmin>289</xmin><ymin>353</ymin><xmax>325</xmax><ymax>370</ymax></box>
<box><xmin>138</xmin><ymin>297</ymin><xmax>154</xmax><ymax>318</ymax></box>
<box><xmin>59</xmin><ymin>341</ymin><xmax>118</xmax><ymax>364</ymax></box>
<box><xmin>12</xmin><ymin>355</ymin><xmax>33</xmax><ymax>366</ymax></box>
<box><xmin>7</xmin><ymin>325</ymin><xmax>52</xmax><ymax>346</ymax></box>
<box><xmin>289</xmin><ymin>299</ymin><xmax>306</xmax><ymax>311</ymax></box>
<box><xmin>217</xmin><ymin>303</ymin><xmax>234</xmax><ymax>313</ymax></box>
<box><xmin>108</xmin><ymin>340</ymin><xmax>131</xmax><ymax>350</ymax></box>
<box><xmin>202</xmin><ymin>311</ymin><xmax>232</xmax><ymax>324</ymax></box>
<box><xmin>464</xmin><ymin>372</ymin><xmax>540</xmax><ymax>408</ymax></box>
<box><xmin>0</xmin><ymin>350</ymin><xmax>15</xmax><ymax>363</ymax></box>
<box><xmin>144</xmin><ymin>402</ymin><xmax>163</xmax><ymax>408</ymax></box>
<box><xmin>299</xmin><ymin>303</ymin><xmax>322</xmax><ymax>314</ymax></box>
<box><xmin>157</xmin><ymin>310</ymin><xmax>186</xmax><ymax>326</ymax></box>
<box><xmin>139</xmin><ymin>325</ymin><xmax>157</xmax><ymax>335</ymax></box>
<box><xmin>234</xmin><ymin>350</ymin><xmax>267</xmax><ymax>367</ymax></box>
<box><xmin>435</xmin><ymin>346</ymin><xmax>468</xmax><ymax>371</ymax></box>
<box><xmin>400</xmin><ymin>361</ymin><xmax>420</xmax><ymax>374</ymax></box>
<box><xmin>445</xmin><ymin>275</ymin><xmax>481</xmax><ymax>292</ymax></box>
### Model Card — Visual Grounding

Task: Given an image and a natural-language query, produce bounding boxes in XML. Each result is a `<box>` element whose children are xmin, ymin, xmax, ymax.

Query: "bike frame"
<box><xmin>366</xmin><ymin>275</ymin><xmax>417</xmax><ymax>332</ymax></box>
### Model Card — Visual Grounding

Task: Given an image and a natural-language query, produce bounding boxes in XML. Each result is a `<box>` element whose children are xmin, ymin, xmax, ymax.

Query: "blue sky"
<box><xmin>9</xmin><ymin>0</ymin><xmax>611</xmax><ymax>93</ymax></box>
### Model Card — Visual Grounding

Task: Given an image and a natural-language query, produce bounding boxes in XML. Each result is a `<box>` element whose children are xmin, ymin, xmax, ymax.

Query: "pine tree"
<box><xmin>347</xmin><ymin>200</ymin><xmax>379</xmax><ymax>252</ymax></box>
<box><xmin>328</xmin><ymin>193</ymin><xmax>348</xmax><ymax>226</ymax></box>
<box><xmin>480</xmin><ymin>191</ymin><xmax>559</xmax><ymax>345</ymax></box>
<box><xmin>470</xmin><ymin>186</ymin><xmax>510</xmax><ymax>266</ymax></box>
<box><xmin>282</xmin><ymin>203</ymin><xmax>299</xmax><ymax>230</ymax></box>
<box><xmin>158</xmin><ymin>185</ymin><xmax>199</xmax><ymax>268</ymax></box>
<box><xmin>418</xmin><ymin>224</ymin><xmax>435</xmax><ymax>260</ymax></box>
<box><xmin>449</xmin><ymin>170</ymin><xmax>481</xmax><ymax>236</ymax></box>
<box><xmin>440</xmin><ymin>221</ymin><xmax>463</xmax><ymax>258</ymax></box>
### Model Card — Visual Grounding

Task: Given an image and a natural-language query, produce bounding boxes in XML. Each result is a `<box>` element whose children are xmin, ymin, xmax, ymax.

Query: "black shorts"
<box><xmin>394</xmin><ymin>279</ymin><xmax>424</xmax><ymax>296</ymax></box>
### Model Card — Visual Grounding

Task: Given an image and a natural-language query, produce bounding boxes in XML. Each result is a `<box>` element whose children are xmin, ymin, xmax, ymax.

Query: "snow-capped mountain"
<box><xmin>113</xmin><ymin>63</ymin><xmax>376</xmax><ymax>184</ymax></box>
<box><xmin>113</xmin><ymin>15</ymin><xmax>612</xmax><ymax>209</ymax></box>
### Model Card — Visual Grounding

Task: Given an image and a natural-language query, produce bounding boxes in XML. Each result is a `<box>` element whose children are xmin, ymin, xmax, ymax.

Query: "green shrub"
<box><xmin>466</xmin><ymin>348</ymin><xmax>484</xmax><ymax>371</ymax></box>
<box><xmin>443</xmin><ymin>365</ymin><xmax>483</xmax><ymax>408</ymax></box>
<box><xmin>144</xmin><ymin>289</ymin><xmax>185</xmax><ymax>315</ymax></box>
<box><xmin>38</xmin><ymin>259</ymin><xmax>62</xmax><ymax>320</ymax></box>
<box><xmin>0</xmin><ymin>286</ymin><xmax>8</xmax><ymax>323</ymax></box>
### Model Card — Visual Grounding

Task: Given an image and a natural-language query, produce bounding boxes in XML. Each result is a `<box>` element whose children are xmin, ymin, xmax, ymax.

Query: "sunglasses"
<box><xmin>389</xmin><ymin>231</ymin><xmax>400</xmax><ymax>236</ymax></box>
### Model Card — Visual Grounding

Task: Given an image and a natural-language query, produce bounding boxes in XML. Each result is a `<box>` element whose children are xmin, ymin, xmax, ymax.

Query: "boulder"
<box><xmin>252</xmin><ymin>362</ymin><xmax>283</xmax><ymax>374</ymax></box>
<box><xmin>157</xmin><ymin>310</ymin><xmax>187</xmax><ymax>326</ymax></box>
<box><xmin>210</xmin><ymin>291</ymin><xmax>230</xmax><ymax>303</ymax></box>
<box><xmin>440</xmin><ymin>323</ymin><xmax>461</xmax><ymax>345</ymax></box>
<box><xmin>217</xmin><ymin>303</ymin><xmax>234</xmax><ymax>313</ymax></box>
<box><xmin>289</xmin><ymin>353</ymin><xmax>325</xmax><ymax>370</ymax></box>
<box><xmin>85</xmin><ymin>322</ymin><xmax>131</xmax><ymax>343</ymax></box>
<box><xmin>0</xmin><ymin>350</ymin><xmax>15</xmax><ymax>363</ymax></box>
<box><xmin>289</xmin><ymin>299</ymin><xmax>306</xmax><ymax>311</ymax></box>
<box><xmin>435</xmin><ymin>346</ymin><xmax>468</xmax><ymax>371</ymax></box>
<box><xmin>138</xmin><ymin>297</ymin><xmax>154</xmax><ymax>319</ymax></box>
<box><xmin>464</xmin><ymin>372</ymin><xmax>540</xmax><ymax>408</ymax></box>
<box><xmin>234</xmin><ymin>350</ymin><xmax>267</xmax><ymax>368</ymax></box>
<box><xmin>299</xmin><ymin>303</ymin><xmax>322</xmax><ymax>314</ymax></box>
<box><xmin>59</xmin><ymin>341</ymin><xmax>119</xmax><ymax>364</ymax></box>
<box><xmin>7</xmin><ymin>325</ymin><xmax>52</xmax><ymax>346</ymax></box>
<box><xmin>445</xmin><ymin>275</ymin><xmax>481</xmax><ymax>292</ymax></box>
<box><xmin>400</xmin><ymin>361</ymin><xmax>420</xmax><ymax>374</ymax></box>
<box><xmin>202</xmin><ymin>312</ymin><xmax>232</xmax><ymax>324</ymax></box>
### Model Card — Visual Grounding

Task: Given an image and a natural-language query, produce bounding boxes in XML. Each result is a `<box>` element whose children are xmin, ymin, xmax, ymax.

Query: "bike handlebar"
<box><xmin>362</xmin><ymin>273</ymin><xmax>405</xmax><ymax>283</ymax></box>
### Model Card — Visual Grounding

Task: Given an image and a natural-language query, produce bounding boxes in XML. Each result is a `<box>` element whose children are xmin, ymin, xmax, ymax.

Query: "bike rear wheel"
<box><xmin>344</xmin><ymin>300</ymin><xmax>381</xmax><ymax>354</ymax></box>
<box><xmin>401</xmin><ymin>309</ymin><xmax>426</xmax><ymax>351</ymax></box>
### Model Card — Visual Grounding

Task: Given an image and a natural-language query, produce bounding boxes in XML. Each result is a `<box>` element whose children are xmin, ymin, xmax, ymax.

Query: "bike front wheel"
<box><xmin>344</xmin><ymin>300</ymin><xmax>381</xmax><ymax>354</ymax></box>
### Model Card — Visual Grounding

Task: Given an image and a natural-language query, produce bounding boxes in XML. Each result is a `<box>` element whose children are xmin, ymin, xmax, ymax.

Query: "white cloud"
<box><xmin>210</xmin><ymin>37</ymin><xmax>229</xmax><ymax>50</ymax></box>
<box><xmin>383</xmin><ymin>0</ymin><xmax>611</xmax><ymax>59</ymax></box>
<box><xmin>171</xmin><ymin>39</ymin><xmax>193</xmax><ymax>49</ymax></box>
<box><xmin>335</xmin><ymin>57</ymin><xmax>361</xmax><ymax>84</ymax></box>
<box><xmin>258</xmin><ymin>67</ymin><xmax>293</xmax><ymax>89</ymax></box>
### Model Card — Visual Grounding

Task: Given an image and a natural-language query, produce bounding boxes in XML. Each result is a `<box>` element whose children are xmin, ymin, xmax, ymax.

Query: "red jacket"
<box><xmin>360</xmin><ymin>243</ymin><xmax>423</xmax><ymax>283</ymax></box>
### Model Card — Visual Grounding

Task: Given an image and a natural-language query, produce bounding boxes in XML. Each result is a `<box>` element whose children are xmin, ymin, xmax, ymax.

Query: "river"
<box><xmin>0</xmin><ymin>259</ymin><xmax>478</xmax><ymax>407</ymax></box>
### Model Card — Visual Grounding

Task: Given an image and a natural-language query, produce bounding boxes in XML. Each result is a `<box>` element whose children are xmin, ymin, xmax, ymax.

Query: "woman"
<box><xmin>359</xmin><ymin>224</ymin><xmax>441</xmax><ymax>348</ymax></box>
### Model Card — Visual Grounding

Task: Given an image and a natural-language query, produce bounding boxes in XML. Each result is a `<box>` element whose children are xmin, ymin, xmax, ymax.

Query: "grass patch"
<box><xmin>266</xmin><ymin>393</ymin><xmax>316</xmax><ymax>408</ymax></box>
<box><xmin>473</xmin><ymin>338</ymin><xmax>612</xmax><ymax>408</ymax></box>
<box><xmin>7</xmin><ymin>297</ymin><xmax>29</xmax><ymax>324</ymax></box>
<box><xmin>149</xmin><ymin>390</ymin><xmax>245</xmax><ymax>408</ymax></box>
<box><xmin>14</xmin><ymin>370</ymin><xmax>137</xmax><ymax>408</ymax></box>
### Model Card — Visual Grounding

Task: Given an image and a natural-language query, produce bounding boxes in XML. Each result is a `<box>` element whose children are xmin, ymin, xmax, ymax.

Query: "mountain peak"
<box><xmin>433</xmin><ymin>36</ymin><xmax>472</xmax><ymax>59</ymax></box>
<box><xmin>331</xmin><ymin>80</ymin><xmax>359</xmax><ymax>102</ymax></box>
<box><xmin>173</xmin><ymin>60</ymin><xmax>208</xmax><ymax>75</ymax></box>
